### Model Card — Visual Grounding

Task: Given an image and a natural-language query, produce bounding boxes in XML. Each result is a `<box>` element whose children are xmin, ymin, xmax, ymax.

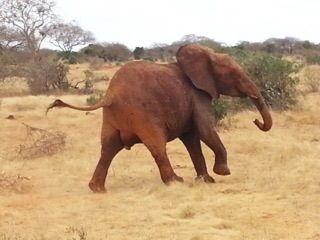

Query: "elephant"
<box><xmin>47</xmin><ymin>44</ymin><xmax>272</xmax><ymax>192</ymax></box>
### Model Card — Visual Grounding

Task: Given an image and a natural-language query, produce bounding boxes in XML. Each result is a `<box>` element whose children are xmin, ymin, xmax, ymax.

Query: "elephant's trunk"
<box><xmin>250</xmin><ymin>96</ymin><xmax>272</xmax><ymax>132</ymax></box>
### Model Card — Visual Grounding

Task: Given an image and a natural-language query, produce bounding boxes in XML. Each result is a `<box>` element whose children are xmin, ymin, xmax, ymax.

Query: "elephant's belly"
<box><xmin>119</xmin><ymin>130</ymin><xmax>141</xmax><ymax>149</ymax></box>
<box><xmin>118</xmin><ymin>120</ymin><xmax>190</xmax><ymax>150</ymax></box>
<box><xmin>105</xmin><ymin>100</ymin><xmax>192</xmax><ymax>146</ymax></box>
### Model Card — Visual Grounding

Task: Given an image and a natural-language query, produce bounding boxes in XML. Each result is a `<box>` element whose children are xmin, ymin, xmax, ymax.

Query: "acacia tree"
<box><xmin>48</xmin><ymin>22</ymin><xmax>95</xmax><ymax>58</ymax></box>
<box><xmin>0</xmin><ymin>0</ymin><xmax>57</xmax><ymax>58</ymax></box>
<box><xmin>99</xmin><ymin>42</ymin><xmax>131</xmax><ymax>62</ymax></box>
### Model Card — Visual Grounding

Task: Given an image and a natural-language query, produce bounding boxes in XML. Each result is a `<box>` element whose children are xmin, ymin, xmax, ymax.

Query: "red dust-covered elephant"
<box><xmin>47</xmin><ymin>44</ymin><xmax>272</xmax><ymax>192</ymax></box>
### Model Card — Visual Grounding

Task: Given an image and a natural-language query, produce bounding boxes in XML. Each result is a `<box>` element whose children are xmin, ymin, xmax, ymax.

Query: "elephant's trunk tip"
<box><xmin>253</xmin><ymin>118</ymin><xmax>272</xmax><ymax>132</ymax></box>
<box><xmin>250</xmin><ymin>96</ymin><xmax>273</xmax><ymax>132</ymax></box>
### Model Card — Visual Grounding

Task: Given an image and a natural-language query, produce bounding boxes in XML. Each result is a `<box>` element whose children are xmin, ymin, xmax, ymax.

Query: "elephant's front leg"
<box><xmin>179</xmin><ymin>131</ymin><xmax>214</xmax><ymax>183</ymax></box>
<box><xmin>193</xmin><ymin>94</ymin><xmax>231</xmax><ymax>176</ymax></box>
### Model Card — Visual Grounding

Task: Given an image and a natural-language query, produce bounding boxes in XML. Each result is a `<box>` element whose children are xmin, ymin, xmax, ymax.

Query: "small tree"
<box><xmin>133</xmin><ymin>47</ymin><xmax>144</xmax><ymax>60</ymax></box>
<box><xmin>48</xmin><ymin>22</ymin><xmax>95</xmax><ymax>60</ymax></box>
<box><xmin>25</xmin><ymin>58</ymin><xmax>70</xmax><ymax>94</ymax></box>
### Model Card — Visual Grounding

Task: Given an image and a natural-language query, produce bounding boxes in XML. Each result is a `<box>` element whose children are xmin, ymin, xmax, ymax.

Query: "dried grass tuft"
<box><xmin>0</xmin><ymin>171</ymin><xmax>32</xmax><ymax>193</ymax></box>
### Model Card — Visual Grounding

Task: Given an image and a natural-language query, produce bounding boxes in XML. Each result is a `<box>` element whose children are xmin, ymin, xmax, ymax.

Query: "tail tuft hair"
<box><xmin>46</xmin><ymin>99</ymin><xmax>67</xmax><ymax>115</ymax></box>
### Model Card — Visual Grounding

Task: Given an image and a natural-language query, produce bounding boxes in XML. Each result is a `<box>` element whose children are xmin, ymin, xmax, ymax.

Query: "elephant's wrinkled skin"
<box><xmin>47</xmin><ymin>44</ymin><xmax>272</xmax><ymax>192</ymax></box>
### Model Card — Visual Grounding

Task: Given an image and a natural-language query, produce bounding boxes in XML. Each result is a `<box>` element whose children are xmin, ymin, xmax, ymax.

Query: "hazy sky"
<box><xmin>54</xmin><ymin>0</ymin><xmax>320</xmax><ymax>49</ymax></box>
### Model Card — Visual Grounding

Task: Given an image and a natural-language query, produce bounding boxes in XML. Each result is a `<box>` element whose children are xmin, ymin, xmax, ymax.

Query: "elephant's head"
<box><xmin>176</xmin><ymin>44</ymin><xmax>272</xmax><ymax>132</ymax></box>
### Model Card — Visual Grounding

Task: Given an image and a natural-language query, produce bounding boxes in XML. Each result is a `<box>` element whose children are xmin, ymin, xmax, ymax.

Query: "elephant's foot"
<box><xmin>88</xmin><ymin>180</ymin><xmax>106</xmax><ymax>193</ymax></box>
<box><xmin>195</xmin><ymin>174</ymin><xmax>215</xmax><ymax>183</ymax></box>
<box><xmin>213</xmin><ymin>163</ymin><xmax>231</xmax><ymax>176</ymax></box>
<box><xmin>163</xmin><ymin>174</ymin><xmax>184</xmax><ymax>185</ymax></box>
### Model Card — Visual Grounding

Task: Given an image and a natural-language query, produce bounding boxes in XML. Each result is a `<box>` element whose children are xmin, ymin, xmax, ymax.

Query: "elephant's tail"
<box><xmin>46</xmin><ymin>95</ymin><xmax>112</xmax><ymax>115</ymax></box>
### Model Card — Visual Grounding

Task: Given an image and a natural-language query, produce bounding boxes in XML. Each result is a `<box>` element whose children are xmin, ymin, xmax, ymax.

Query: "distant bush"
<box><xmin>86</xmin><ymin>93</ymin><xmax>103</xmax><ymax>105</ymax></box>
<box><xmin>211</xmin><ymin>99</ymin><xmax>230</xmax><ymax>121</ymax></box>
<box><xmin>230</xmin><ymin>50</ymin><xmax>300</xmax><ymax>110</ymax></box>
<box><xmin>25</xmin><ymin>59</ymin><xmax>70</xmax><ymax>94</ymax></box>
<box><xmin>82</xmin><ymin>43</ymin><xmax>131</xmax><ymax>62</ymax></box>
<box><xmin>57</xmin><ymin>51</ymin><xmax>80</xmax><ymax>64</ymax></box>
<box><xmin>302</xmin><ymin>41</ymin><xmax>313</xmax><ymax>49</ymax></box>
<box><xmin>133</xmin><ymin>47</ymin><xmax>144</xmax><ymax>60</ymax></box>
<box><xmin>306</xmin><ymin>55</ymin><xmax>320</xmax><ymax>65</ymax></box>
<box><xmin>0</xmin><ymin>49</ymin><xmax>31</xmax><ymax>80</ymax></box>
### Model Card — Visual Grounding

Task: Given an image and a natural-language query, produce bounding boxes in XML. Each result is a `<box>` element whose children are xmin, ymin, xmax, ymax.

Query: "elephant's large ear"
<box><xmin>177</xmin><ymin>44</ymin><xmax>219</xmax><ymax>99</ymax></box>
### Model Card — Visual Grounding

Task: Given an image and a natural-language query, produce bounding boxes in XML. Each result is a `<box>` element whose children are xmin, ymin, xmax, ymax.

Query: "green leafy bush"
<box><xmin>57</xmin><ymin>51</ymin><xmax>80</xmax><ymax>64</ymax></box>
<box><xmin>230</xmin><ymin>50</ymin><xmax>300</xmax><ymax>110</ymax></box>
<box><xmin>306</xmin><ymin>55</ymin><xmax>320</xmax><ymax>65</ymax></box>
<box><xmin>209</xmin><ymin>49</ymin><xmax>301</xmax><ymax>120</ymax></box>
<box><xmin>211</xmin><ymin>99</ymin><xmax>230</xmax><ymax>121</ymax></box>
<box><xmin>86</xmin><ymin>93</ymin><xmax>103</xmax><ymax>105</ymax></box>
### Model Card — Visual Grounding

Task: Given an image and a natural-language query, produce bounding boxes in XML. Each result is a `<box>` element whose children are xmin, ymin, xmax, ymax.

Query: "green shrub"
<box><xmin>57</xmin><ymin>51</ymin><xmax>80</xmax><ymax>64</ymax></box>
<box><xmin>86</xmin><ymin>93</ymin><xmax>103</xmax><ymax>105</ymax></box>
<box><xmin>230</xmin><ymin>50</ymin><xmax>300</xmax><ymax>110</ymax></box>
<box><xmin>133</xmin><ymin>47</ymin><xmax>144</xmax><ymax>60</ymax></box>
<box><xmin>306</xmin><ymin>55</ymin><xmax>320</xmax><ymax>65</ymax></box>
<box><xmin>211</xmin><ymin>99</ymin><xmax>230</xmax><ymax>121</ymax></box>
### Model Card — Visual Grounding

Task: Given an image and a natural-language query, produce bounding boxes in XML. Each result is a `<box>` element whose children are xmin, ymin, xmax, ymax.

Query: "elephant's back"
<box><xmin>108</xmin><ymin>61</ymin><xmax>192</xmax><ymax>104</ymax></box>
<box><xmin>109</xmin><ymin>61</ymin><xmax>188</xmax><ymax>89</ymax></box>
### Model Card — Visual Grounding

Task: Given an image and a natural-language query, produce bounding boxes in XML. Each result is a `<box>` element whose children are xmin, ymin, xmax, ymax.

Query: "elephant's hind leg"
<box><xmin>89</xmin><ymin>125</ymin><xmax>123</xmax><ymax>193</ymax></box>
<box><xmin>139</xmin><ymin>128</ymin><xmax>183</xmax><ymax>184</ymax></box>
<box><xmin>180</xmin><ymin>131</ymin><xmax>214</xmax><ymax>183</ymax></box>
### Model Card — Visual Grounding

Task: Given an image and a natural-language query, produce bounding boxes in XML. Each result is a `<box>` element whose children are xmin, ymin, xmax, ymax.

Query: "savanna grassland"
<box><xmin>0</xmin><ymin>64</ymin><xmax>319</xmax><ymax>240</ymax></box>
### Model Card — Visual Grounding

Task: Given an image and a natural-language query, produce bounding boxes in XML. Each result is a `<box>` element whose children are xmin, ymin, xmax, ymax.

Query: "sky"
<box><xmin>54</xmin><ymin>0</ymin><xmax>320</xmax><ymax>49</ymax></box>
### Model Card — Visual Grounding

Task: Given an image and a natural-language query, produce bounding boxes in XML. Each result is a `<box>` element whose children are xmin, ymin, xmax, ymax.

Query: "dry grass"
<box><xmin>0</xmin><ymin>172</ymin><xmax>32</xmax><ymax>193</ymax></box>
<box><xmin>0</xmin><ymin>92</ymin><xmax>319</xmax><ymax>240</ymax></box>
<box><xmin>0</xmin><ymin>77</ymin><xmax>29</xmax><ymax>97</ymax></box>
<box><xmin>299</xmin><ymin>65</ymin><xmax>320</xmax><ymax>93</ymax></box>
